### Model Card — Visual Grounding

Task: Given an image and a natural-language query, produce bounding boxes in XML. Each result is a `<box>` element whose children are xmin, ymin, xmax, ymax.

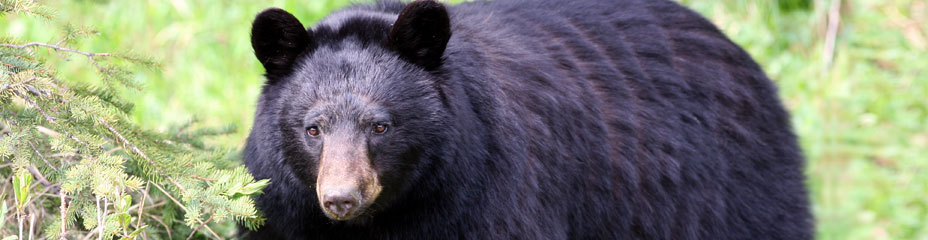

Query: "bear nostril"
<box><xmin>340</xmin><ymin>201</ymin><xmax>353</xmax><ymax>212</ymax></box>
<box><xmin>323</xmin><ymin>192</ymin><xmax>358</xmax><ymax>218</ymax></box>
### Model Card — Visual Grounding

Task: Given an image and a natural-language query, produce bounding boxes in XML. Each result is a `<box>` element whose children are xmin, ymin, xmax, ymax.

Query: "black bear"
<box><xmin>243</xmin><ymin>0</ymin><xmax>813</xmax><ymax>239</ymax></box>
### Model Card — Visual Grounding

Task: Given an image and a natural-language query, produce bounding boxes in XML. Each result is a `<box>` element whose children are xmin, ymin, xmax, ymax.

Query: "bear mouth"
<box><xmin>322</xmin><ymin>202</ymin><xmax>368</xmax><ymax>221</ymax></box>
<box><xmin>322</xmin><ymin>202</ymin><xmax>379</xmax><ymax>224</ymax></box>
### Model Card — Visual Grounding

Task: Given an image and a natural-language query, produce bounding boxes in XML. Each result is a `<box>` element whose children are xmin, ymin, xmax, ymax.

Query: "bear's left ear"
<box><xmin>251</xmin><ymin>8</ymin><xmax>313</xmax><ymax>80</ymax></box>
<box><xmin>388</xmin><ymin>0</ymin><xmax>451</xmax><ymax>71</ymax></box>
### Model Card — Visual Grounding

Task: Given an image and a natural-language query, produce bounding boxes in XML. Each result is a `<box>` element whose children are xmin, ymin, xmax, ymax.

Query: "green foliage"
<box><xmin>1</xmin><ymin>0</ymin><xmax>267</xmax><ymax>239</ymax></box>
<box><xmin>1</xmin><ymin>0</ymin><xmax>924</xmax><ymax>239</ymax></box>
<box><xmin>11</xmin><ymin>170</ymin><xmax>30</xmax><ymax>211</ymax></box>
<box><xmin>0</xmin><ymin>0</ymin><xmax>52</xmax><ymax>19</ymax></box>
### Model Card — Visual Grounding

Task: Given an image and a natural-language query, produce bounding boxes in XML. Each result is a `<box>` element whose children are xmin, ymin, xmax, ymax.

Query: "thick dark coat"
<box><xmin>243</xmin><ymin>0</ymin><xmax>813</xmax><ymax>239</ymax></box>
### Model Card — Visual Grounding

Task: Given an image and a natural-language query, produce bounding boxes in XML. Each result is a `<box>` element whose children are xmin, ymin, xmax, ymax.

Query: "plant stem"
<box><xmin>60</xmin><ymin>185</ymin><xmax>67</xmax><ymax>240</ymax></box>
<box><xmin>18</xmin><ymin>212</ymin><xmax>23</xmax><ymax>240</ymax></box>
<box><xmin>28</xmin><ymin>213</ymin><xmax>35</xmax><ymax>240</ymax></box>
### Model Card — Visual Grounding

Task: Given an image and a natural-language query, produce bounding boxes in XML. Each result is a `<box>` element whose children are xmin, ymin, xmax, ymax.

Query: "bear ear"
<box><xmin>251</xmin><ymin>8</ymin><xmax>313</xmax><ymax>79</ymax></box>
<box><xmin>388</xmin><ymin>0</ymin><xmax>451</xmax><ymax>71</ymax></box>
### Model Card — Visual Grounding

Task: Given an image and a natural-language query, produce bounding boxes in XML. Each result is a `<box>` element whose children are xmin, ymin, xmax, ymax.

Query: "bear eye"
<box><xmin>373</xmin><ymin>123</ymin><xmax>388</xmax><ymax>134</ymax></box>
<box><xmin>307</xmin><ymin>126</ymin><xmax>320</xmax><ymax>136</ymax></box>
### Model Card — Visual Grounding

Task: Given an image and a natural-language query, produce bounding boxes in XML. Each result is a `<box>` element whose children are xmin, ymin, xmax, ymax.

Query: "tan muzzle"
<box><xmin>315</xmin><ymin>137</ymin><xmax>382</xmax><ymax>220</ymax></box>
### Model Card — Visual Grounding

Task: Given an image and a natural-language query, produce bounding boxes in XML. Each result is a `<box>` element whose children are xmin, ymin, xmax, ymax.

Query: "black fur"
<box><xmin>243</xmin><ymin>0</ymin><xmax>813</xmax><ymax>239</ymax></box>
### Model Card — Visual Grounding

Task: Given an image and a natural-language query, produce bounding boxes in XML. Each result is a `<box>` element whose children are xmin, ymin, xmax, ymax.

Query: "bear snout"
<box><xmin>315</xmin><ymin>138</ymin><xmax>382</xmax><ymax>221</ymax></box>
<box><xmin>322</xmin><ymin>187</ymin><xmax>362</xmax><ymax>220</ymax></box>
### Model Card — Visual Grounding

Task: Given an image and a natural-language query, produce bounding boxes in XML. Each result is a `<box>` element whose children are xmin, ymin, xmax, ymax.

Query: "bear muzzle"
<box><xmin>315</xmin><ymin>140</ymin><xmax>382</xmax><ymax>221</ymax></box>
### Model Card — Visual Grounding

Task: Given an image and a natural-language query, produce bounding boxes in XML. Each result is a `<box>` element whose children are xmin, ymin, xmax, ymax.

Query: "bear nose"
<box><xmin>323</xmin><ymin>190</ymin><xmax>359</xmax><ymax>219</ymax></box>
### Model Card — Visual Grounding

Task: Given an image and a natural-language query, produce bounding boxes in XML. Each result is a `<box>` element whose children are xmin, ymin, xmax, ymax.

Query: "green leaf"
<box><xmin>238</xmin><ymin>179</ymin><xmax>271</xmax><ymax>196</ymax></box>
<box><xmin>12</xmin><ymin>169</ymin><xmax>33</xmax><ymax>211</ymax></box>
<box><xmin>117</xmin><ymin>213</ymin><xmax>131</xmax><ymax>232</ymax></box>
<box><xmin>117</xmin><ymin>194</ymin><xmax>132</xmax><ymax>213</ymax></box>
<box><xmin>119</xmin><ymin>225</ymin><xmax>147</xmax><ymax>240</ymax></box>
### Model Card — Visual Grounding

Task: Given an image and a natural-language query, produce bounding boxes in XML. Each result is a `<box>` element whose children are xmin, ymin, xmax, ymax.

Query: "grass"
<box><xmin>2</xmin><ymin>0</ymin><xmax>926</xmax><ymax>239</ymax></box>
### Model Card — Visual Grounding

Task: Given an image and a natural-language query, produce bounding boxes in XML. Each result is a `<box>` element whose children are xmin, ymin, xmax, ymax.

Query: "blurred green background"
<box><xmin>2</xmin><ymin>0</ymin><xmax>925</xmax><ymax>239</ymax></box>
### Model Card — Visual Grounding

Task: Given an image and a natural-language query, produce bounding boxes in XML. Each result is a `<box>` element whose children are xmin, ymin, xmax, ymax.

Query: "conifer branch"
<box><xmin>151</xmin><ymin>182</ymin><xmax>221</xmax><ymax>239</ymax></box>
<box><xmin>0</xmin><ymin>42</ymin><xmax>114</xmax><ymax>72</ymax></box>
<box><xmin>99</xmin><ymin>118</ymin><xmax>186</xmax><ymax>192</ymax></box>
<box><xmin>2</xmin><ymin>1</ymin><xmax>268</xmax><ymax>238</ymax></box>
<box><xmin>101</xmin><ymin>116</ymin><xmax>226</xmax><ymax>239</ymax></box>
<box><xmin>15</xmin><ymin>91</ymin><xmax>56</xmax><ymax>124</ymax></box>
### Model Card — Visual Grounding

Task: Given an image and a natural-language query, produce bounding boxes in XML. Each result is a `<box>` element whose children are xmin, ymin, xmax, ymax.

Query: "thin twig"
<box><xmin>823</xmin><ymin>0</ymin><xmax>842</xmax><ymax>68</ymax></box>
<box><xmin>14</xmin><ymin>90</ymin><xmax>57</xmax><ymax>124</ymax></box>
<box><xmin>145</xmin><ymin>214</ymin><xmax>172</xmax><ymax>240</ymax></box>
<box><xmin>128</xmin><ymin>200</ymin><xmax>166</xmax><ymax>213</ymax></box>
<box><xmin>34</xmin><ymin>126</ymin><xmax>60</xmax><ymax>137</ymax></box>
<box><xmin>35</xmin><ymin>126</ymin><xmax>95</xmax><ymax>151</ymax></box>
<box><xmin>149</xmin><ymin>183</ymin><xmax>187</xmax><ymax>213</ymax></box>
<box><xmin>49</xmin><ymin>152</ymin><xmax>77</xmax><ymax>158</ymax></box>
<box><xmin>186</xmin><ymin>216</ymin><xmax>214</xmax><ymax>240</ymax></box>
<box><xmin>28</xmin><ymin>213</ymin><xmax>35</xmax><ymax>240</ymax></box>
<box><xmin>96</xmin><ymin>196</ymin><xmax>102</xmax><ymax>240</ymax></box>
<box><xmin>25</xmin><ymin>165</ymin><xmax>52</xmax><ymax>187</ymax></box>
<box><xmin>60</xmin><ymin>177</ymin><xmax>68</xmax><ymax>240</ymax></box>
<box><xmin>0</xmin><ymin>42</ymin><xmax>116</xmax><ymax>72</ymax></box>
<box><xmin>19</xmin><ymin>209</ymin><xmax>24</xmax><ymax>240</ymax></box>
<box><xmin>28</xmin><ymin>141</ymin><xmax>58</xmax><ymax>171</ymax></box>
<box><xmin>186</xmin><ymin>174</ymin><xmax>216</xmax><ymax>182</ymax></box>
<box><xmin>54</xmin><ymin>38</ymin><xmax>68</xmax><ymax>48</ymax></box>
<box><xmin>80</xmin><ymin>227</ymin><xmax>99</xmax><ymax>240</ymax></box>
<box><xmin>1</xmin><ymin>73</ymin><xmax>38</xmax><ymax>94</ymax></box>
<box><xmin>104</xmin><ymin>147</ymin><xmax>123</xmax><ymax>156</ymax></box>
<box><xmin>135</xmin><ymin>183</ymin><xmax>150</xmax><ymax>238</ymax></box>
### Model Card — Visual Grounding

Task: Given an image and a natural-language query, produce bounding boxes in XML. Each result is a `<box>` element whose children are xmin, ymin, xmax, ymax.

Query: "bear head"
<box><xmin>249</xmin><ymin>0</ymin><xmax>450</xmax><ymax>221</ymax></box>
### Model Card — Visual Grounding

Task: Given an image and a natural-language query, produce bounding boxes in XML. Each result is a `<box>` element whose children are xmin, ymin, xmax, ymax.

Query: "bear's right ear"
<box><xmin>251</xmin><ymin>8</ymin><xmax>313</xmax><ymax>80</ymax></box>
